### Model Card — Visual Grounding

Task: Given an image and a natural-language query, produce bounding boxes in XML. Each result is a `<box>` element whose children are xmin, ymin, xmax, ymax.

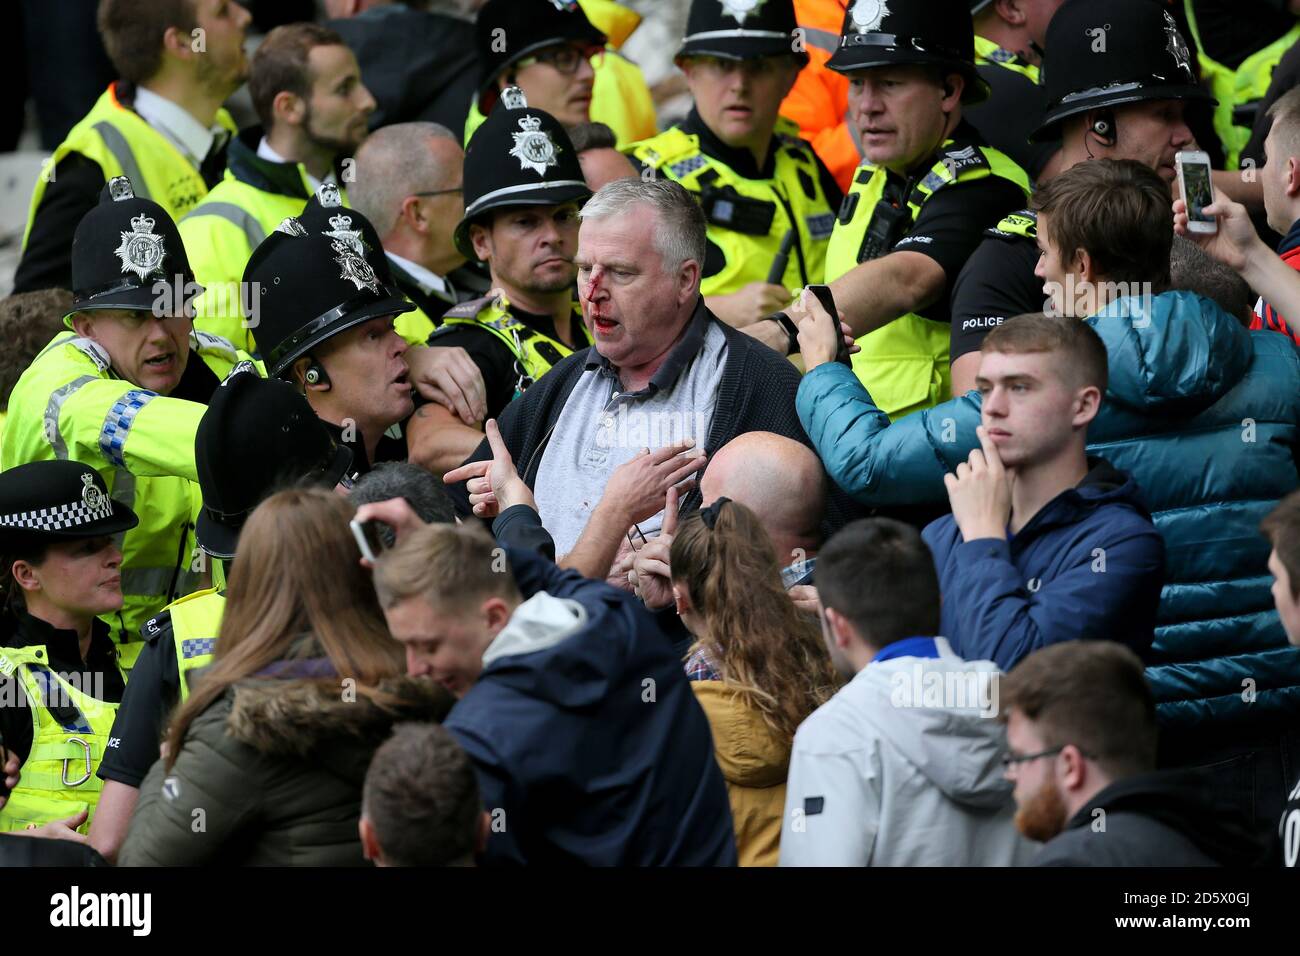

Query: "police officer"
<box><xmin>964</xmin><ymin>0</ymin><xmax>1064</xmax><ymax>182</ymax></box>
<box><xmin>0</xmin><ymin>461</ymin><xmax>137</xmax><ymax>835</ymax></box>
<box><xmin>466</xmin><ymin>0</ymin><xmax>656</xmax><ymax>149</ymax></box>
<box><xmin>88</xmin><ymin>369</ymin><xmax>353</xmax><ymax>862</ymax></box>
<box><xmin>629</xmin><ymin>0</ymin><xmax>842</xmax><ymax>330</ymax></box>
<box><xmin>249</xmin><ymin>182</ymin><xmax>417</xmax><ymax>478</ymax></box>
<box><xmin>14</xmin><ymin>0</ymin><xmax>251</xmax><ymax>295</ymax></box>
<box><xmin>948</xmin><ymin>0</ymin><xmax>1214</xmax><ymax>394</ymax></box>
<box><xmin>2</xmin><ymin>177</ymin><xmax>257</xmax><ymax>668</ymax></box>
<box><xmin>755</xmin><ymin>0</ymin><xmax>1031</xmax><ymax>421</ymax></box>
<box><xmin>408</xmin><ymin>91</ymin><xmax>594</xmax><ymax>476</ymax></box>
<box><xmin>181</xmin><ymin>23</ymin><xmax>377</xmax><ymax>355</ymax></box>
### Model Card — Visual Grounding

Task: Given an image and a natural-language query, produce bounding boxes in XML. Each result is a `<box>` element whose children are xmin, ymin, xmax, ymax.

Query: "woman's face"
<box><xmin>16</xmin><ymin>536</ymin><xmax>125</xmax><ymax>620</ymax></box>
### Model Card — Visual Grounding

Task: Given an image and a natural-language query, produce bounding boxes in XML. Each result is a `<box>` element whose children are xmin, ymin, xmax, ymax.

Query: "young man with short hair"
<box><xmin>779</xmin><ymin>517</ymin><xmax>1033</xmax><ymax>867</ymax></box>
<box><xmin>1250</xmin><ymin>86</ymin><xmax>1300</xmax><ymax>344</ymax></box>
<box><xmin>921</xmin><ymin>314</ymin><xmax>1165</xmax><ymax>670</ymax></box>
<box><xmin>1001</xmin><ymin>641</ymin><xmax>1261</xmax><ymax>866</ymax></box>
<box><xmin>1260</xmin><ymin>492</ymin><xmax>1300</xmax><ymax>867</ymax></box>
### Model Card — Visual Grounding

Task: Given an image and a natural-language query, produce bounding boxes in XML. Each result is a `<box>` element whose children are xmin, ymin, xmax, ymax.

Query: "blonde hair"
<box><xmin>373</xmin><ymin>521</ymin><xmax>522</xmax><ymax>612</ymax></box>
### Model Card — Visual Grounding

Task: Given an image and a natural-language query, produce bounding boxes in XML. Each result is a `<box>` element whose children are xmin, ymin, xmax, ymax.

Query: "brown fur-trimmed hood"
<box><xmin>224</xmin><ymin>675</ymin><xmax>454</xmax><ymax>781</ymax></box>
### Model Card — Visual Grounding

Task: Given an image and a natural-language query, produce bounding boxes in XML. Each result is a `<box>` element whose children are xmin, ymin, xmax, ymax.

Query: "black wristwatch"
<box><xmin>771</xmin><ymin>312</ymin><xmax>800</xmax><ymax>356</ymax></box>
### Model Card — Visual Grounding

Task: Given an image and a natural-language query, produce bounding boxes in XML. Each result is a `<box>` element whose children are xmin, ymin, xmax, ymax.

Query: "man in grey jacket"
<box><xmin>779</xmin><ymin>518</ymin><xmax>1033</xmax><ymax>867</ymax></box>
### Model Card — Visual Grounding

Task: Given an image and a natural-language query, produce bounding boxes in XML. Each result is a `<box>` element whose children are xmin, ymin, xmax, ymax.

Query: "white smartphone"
<box><xmin>350</xmin><ymin>518</ymin><xmax>386</xmax><ymax>563</ymax></box>
<box><xmin>1176</xmin><ymin>150</ymin><xmax>1217</xmax><ymax>234</ymax></box>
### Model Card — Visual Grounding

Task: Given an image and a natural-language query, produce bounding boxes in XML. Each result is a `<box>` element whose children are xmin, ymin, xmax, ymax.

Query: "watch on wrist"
<box><xmin>773</xmin><ymin>312</ymin><xmax>799</xmax><ymax>355</ymax></box>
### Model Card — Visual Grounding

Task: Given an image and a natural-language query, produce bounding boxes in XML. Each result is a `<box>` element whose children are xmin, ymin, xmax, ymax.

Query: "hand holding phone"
<box><xmin>350</xmin><ymin>519</ymin><xmax>388</xmax><ymax>564</ymax></box>
<box><xmin>1176</xmin><ymin>150</ymin><xmax>1217</xmax><ymax>234</ymax></box>
<box><xmin>806</xmin><ymin>284</ymin><xmax>854</xmax><ymax>368</ymax></box>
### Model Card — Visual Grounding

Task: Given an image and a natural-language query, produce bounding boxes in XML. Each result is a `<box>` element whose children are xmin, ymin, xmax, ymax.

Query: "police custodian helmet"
<box><xmin>453</xmin><ymin>88</ymin><xmax>592</xmax><ymax>260</ymax></box>
<box><xmin>0</xmin><ymin>460</ymin><xmax>138</xmax><ymax>544</ymax></box>
<box><xmin>1031</xmin><ymin>0</ymin><xmax>1215</xmax><ymax>142</ymax></box>
<box><xmin>244</xmin><ymin>183</ymin><xmax>413</xmax><ymax>380</ymax></box>
<box><xmin>678</xmin><ymin>0</ymin><xmax>807</xmax><ymax>64</ymax></box>
<box><xmin>475</xmin><ymin>0</ymin><xmax>606</xmax><ymax>114</ymax></box>
<box><xmin>68</xmin><ymin>175</ymin><xmax>200</xmax><ymax>324</ymax></box>
<box><xmin>827</xmin><ymin>0</ymin><xmax>990</xmax><ymax>105</ymax></box>
<box><xmin>194</xmin><ymin>366</ymin><xmax>354</xmax><ymax>559</ymax></box>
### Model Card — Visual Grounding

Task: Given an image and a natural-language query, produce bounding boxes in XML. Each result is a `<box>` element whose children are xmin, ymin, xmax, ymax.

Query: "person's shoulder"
<box><xmin>792</xmin><ymin>678</ymin><xmax>879</xmax><ymax>758</ymax></box>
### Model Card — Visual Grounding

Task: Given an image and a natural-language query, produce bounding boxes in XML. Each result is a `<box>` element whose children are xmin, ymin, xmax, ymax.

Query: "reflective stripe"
<box><xmin>98</xmin><ymin>389</ymin><xmax>156</xmax><ymax>467</ymax></box>
<box><xmin>463</xmin><ymin>180</ymin><xmax>588</xmax><ymax>218</ymax></box>
<box><xmin>43</xmin><ymin>375</ymin><xmax>98</xmax><ymax>459</ymax></box>
<box><xmin>120</xmin><ymin>565</ymin><xmax>177</xmax><ymax>597</ymax></box>
<box><xmin>684</xmin><ymin>29</ymin><xmax>790</xmax><ymax>42</ymax></box>
<box><xmin>181</xmin><ymin>637</ymin><xmax>217</xmax><ymax>659</ymax></box>
<box><xmin>799</xmin><ymin>26</ymin><xmax>840</xmax><ymax>53</ymax></box>
<box><xmin>180</xmin><ymin>201</ymin><xmax>267</xmax><ymax>248</ymax></box>
<box><xmin>91</xmin><ymin>121</ymin><xmax>151</xmax><ymax>201</ymax></box>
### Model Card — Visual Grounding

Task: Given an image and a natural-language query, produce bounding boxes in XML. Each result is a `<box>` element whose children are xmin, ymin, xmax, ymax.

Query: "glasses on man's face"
<box><xmin>413</xmin><ymin>185</ymin><xmax>462</xmax><ymax>199</ymax></box>
<box><xmin>519</xmin><ymin>42</ymin><xmax>604</xmax><ymax>76</ymax></box>
<box><xmin>1000</xmin><ymin>746</ymin><xmax>1065</xmax><ymax>774</ymax></box>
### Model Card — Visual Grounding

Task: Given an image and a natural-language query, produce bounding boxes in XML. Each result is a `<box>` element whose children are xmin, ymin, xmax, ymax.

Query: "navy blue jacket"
<box><xmin>444</xmin><ymin>541</ymin><xmax>737</xmax><ymax>866</ymax></box>
<box><xmin>923</xmin><ymin>459</ymin><xmax>1166</xmax><ymax>671</ymax></box>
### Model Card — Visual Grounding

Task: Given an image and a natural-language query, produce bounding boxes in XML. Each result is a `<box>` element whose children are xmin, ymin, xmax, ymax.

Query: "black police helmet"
<box><xmin>69</xmin><ymin>176</ymin><xmax>200</xmax><ymax>322</ymax></box>
<box><xmin>194</xmin><ymin>364</ymin><xmax>354</xmax><ymax>559</ymax></box>
<box><xmin>827</xmin><ymin>0</ymin><xmax>990</xmax><ymax>105</ymax></box>
<box><xmin>1031</xmin><ymin>0</ymin><xmax>1214</xmax><ymax>142</ymax></box>
<box><xmin>677</xmin><ymin>0</ymin><xmax>807</xmax><ymax>64</ymax></box>
<box><xmin>454</xmin><ymin>88</ymin><xmax>591</xmax><ymax>261</ymax></box>
<box><xmin>0</xmin><ymin>460</ymin><xmax>138</xmax><ymax>550</ymax></box>
<box><xmin>475</xmin><ymin>0</ymin><xmax>606</xmax><ymax>114</ymax></box>
<box><xmin>244</xmin><ymin>183</ymin><xmax>413</xmax><ymax>380</ymax></box>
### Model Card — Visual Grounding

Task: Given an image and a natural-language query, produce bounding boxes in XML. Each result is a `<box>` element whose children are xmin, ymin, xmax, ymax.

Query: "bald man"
<box><xmin>698</xmin><ymin>431</ymin><xmax>826</xmax><ymax>582</ymax></box>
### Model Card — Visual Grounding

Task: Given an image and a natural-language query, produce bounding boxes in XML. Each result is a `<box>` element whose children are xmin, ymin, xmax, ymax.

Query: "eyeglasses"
<box><xmin>412</xmin><ymin>186</ymin><xmax>462</xmax><ymax>198</ymax></box>
<box><xmin>1001</xmin><ymin>746</ymin><xmax>1065</xmax><ymax>771</ymax></box>
<box><xmin>517</xmin><ymin>42</ymin><xmax>604</xmax><ymax>76</ymax></box>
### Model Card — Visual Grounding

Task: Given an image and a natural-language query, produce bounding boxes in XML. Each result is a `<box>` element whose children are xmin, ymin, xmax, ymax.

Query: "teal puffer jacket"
<box><xmin>798</xmin><ymin>291</ymin><xmax>1300</xmax><ymax>732</ymax></box>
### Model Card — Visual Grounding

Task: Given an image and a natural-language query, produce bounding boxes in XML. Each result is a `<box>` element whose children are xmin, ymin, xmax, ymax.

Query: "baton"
<box><xmin>766</xmin><ymin>229</ymin><xmax>796</xmax><ymax>285</ymax></box>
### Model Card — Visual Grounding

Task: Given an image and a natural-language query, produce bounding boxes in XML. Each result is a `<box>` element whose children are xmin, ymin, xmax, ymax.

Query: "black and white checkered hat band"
<box><xmin>0</xmin><ymin>497</ymin><xmax>115</xmax><ymax>533</ymax></box>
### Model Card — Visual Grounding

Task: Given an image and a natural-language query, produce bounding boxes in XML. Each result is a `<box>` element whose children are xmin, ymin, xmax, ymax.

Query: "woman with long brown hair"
<box><xmin>670</xmin><ymin>497</ymin><xmax>840</xmax><ymax>866</ymax></box>
<box><xmin>119</xmin><ymin>487</ymin><xmax>453</xmax><ymax>866</ymax></box>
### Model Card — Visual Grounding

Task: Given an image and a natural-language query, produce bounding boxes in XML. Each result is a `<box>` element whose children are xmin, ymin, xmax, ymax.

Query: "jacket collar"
<box><xmin>583</xmin><ymin>296</ymin><xmax>712</xmax><ymax>395</ymax></box>
<box><xmin>1009</xmin><ymin>456</ymin><xmax>1145</xmax><ymax>545</ymax></box>
<box><xmin>225</xmin><ymin>127</ymin><xmax>333</xmax><ymax>201</ymax></box>
<box><xmin>1280</xmin><ymin>217</ymin><xmax>1300</xmax><ymax>256</ymax></box>
<box><xmin>680</xmin><ymin>107</ymin><xmax>776</xmax><ymax>180</ymax></box>
<box><xmin>4</xmin><ymin>607</ymin><xmax>117</xmax><ymax>673</ymax></box>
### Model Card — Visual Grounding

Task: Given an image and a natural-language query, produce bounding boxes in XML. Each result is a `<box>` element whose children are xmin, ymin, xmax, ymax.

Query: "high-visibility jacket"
<box><xmin>433</xmin><ymin>294</ymin><xmax>592</xmax><ymax>401</ymax></box>
<box><xmin>0</xmin><ymin>645</ymin><xmax>122</xmax><ymax>834</ymax></box>
<box><xmin>1183</xmin><ymin>0</ymin><xmax>1300</xmax><ymax>170</ymax></box>
<box><xmin>157</xmin><ymin>588</ymin><xmax>226</xmax><ymax>703</ymax></box>
<box><xmin>22</xmin><ymin>84</ymin><xmax>236</xmax><ymax>252</ymax></box>
<box><xmin>629</xmin><ymin>120</ymin><xmax>837</xmax><ymax>296</ymax></box>
<box><xmin>1</xmin><ymin>331</ymin><xmax>255</xmax><ymax>668</ymax></box>
<box><xmin>973</xmin><ymin>34</ymin><xmax>1040</xmax><ymax>83</ymax></box>
<box><xmin>181</xmin><ymin>133</ymin><xmax>349</xmax><ymax>355</ymax></box>
<box><xmin>826</xmin><ymin>141</ymin><xmax>1030</xmax><ymax>419</ymax></box>
<box><xmin>782</xmin><ymin>0</ymin><xmax>859</xmax><ymax>193</ymax></box>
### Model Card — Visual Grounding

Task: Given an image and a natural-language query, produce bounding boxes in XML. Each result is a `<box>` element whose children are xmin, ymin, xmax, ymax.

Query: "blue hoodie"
<box><xmin>922</xmin><ymin>458</ymin><xmax>1165</xmax><ymax>671</ymax></box>
<box><xmin>443</xmin><ymin>542</ymin><xmax>737</xmax><ymax>866</ymax></box>
<box><xmin>798</xmin><ymin>291</ymin><xmax>1300</xmax><ymax>732</ymax></box>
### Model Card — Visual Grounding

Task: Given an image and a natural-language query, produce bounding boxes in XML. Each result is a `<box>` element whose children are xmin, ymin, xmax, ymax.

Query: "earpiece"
<box><xmin>305</xmin><ymin>362</ymin><xmax>330</xmax><ymax>387</ymax></box>
<box><xmin>1090</xmin><ymin>111</ymin><xmax>1117</xmax><ymax>146</ymax></box>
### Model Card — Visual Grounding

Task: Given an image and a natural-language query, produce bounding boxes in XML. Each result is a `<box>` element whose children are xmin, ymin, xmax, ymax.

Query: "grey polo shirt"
<box><xmin>534</xmin><ymin>301</ymin><xmax>728</xmax><ymax>556</ymax></box>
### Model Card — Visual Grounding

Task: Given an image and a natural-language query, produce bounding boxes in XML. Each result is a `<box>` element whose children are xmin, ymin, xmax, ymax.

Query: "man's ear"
<box><xmin>469</xmin><ymin>222</ymin><xmax>493</xmax><ymax>264</ymax></box>
<box><xmin>69</xmin><ymin>311</ymin><xmax>94</xmax><ymax>339</ymax></box>
<box><xmin>1073</xmin><ymin>384</ymin><xmax>1103</xmax><ymax>429</ymax></box>
<box><xmin>160</xmin><ymin>24</ymin><xmax>197</xmax><ymax>64</ymax></box>
<box><xmin>272</xmin><ymin>90</ymin><xmax>308</xmax><ymax>130</ymax></box>
<box><xmin>1286</xmin><ymin>156</ymin><xmax>1300</xmax><ymax>199</ymax></box>
<box><xmin>940</xmin><ymin>72</ymin><xmax>964</xmax><ymax>111</ymax></box>
<box><xmin>399</xmin><ymin>195</ymin><xmax>428</xmax><ymax>236</ymax></box>
<box><xmin>1073</xmin><ymin>247</ymin><xmax>1095</xmax><ymax>285</ymax></box>
<box><xmin>482</xmin><ymin>596</ymin><xmax>512</xmax><ymax>635</ymax></box>
<box><xmin>678</xmin><ymin>258</ymin><xmax>702</xmax><ymax>306</ymax></box>
<box><xmin>823</xmin><ymin>606</ymin><xmax>852</xmax><ymax>650</ymax></box>
<box><xmin>358</xmin><ymin>815</ymin><xmax>383</xmax><ymax>864</ymax></box>
<box><xmin>1057</xmin><ymin>743</ymin><xmax>1090</xmax><ymax>793</ymax></box>
<box><xmin>291</xmin><ymin>357</ymin><xmax>329</xmax><ymax>394</ymax></box>
<box><xmin>996</xmin><ymin>0</ymin><xmax>1028</xmax><ymax>27</ymax></box>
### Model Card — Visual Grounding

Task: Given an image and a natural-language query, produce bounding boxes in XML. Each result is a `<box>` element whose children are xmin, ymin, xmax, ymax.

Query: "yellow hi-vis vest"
<box><xmin>1</xmin><ymin>331</ymin><xmax>256</xmax><ymax>669</ymax></box>
<box><xmin>1183</xmin><ymin>0</ymin><xmax>1300</xmax><ymax>170</ymax></box>
<box><xmin>434</xmin><ymin>295</ymin><xmax>591</xmax><ymax>400</ymax></box>
<box><xmin>0</xmin><ymin>645</ymin><xmax>122</xmax><ymax>834</ymax></box>
<box><xmin>160</xmin><ymin>588</ymin><xmax>226</xmax><ymax>703</ymax></box>
<box><xmin>826</xmin><ymin>141</ymin><xmax>1030</xmax><ymax>419</ymax></box>
<box><xmin>973</xmin><ymin>35</ymin><xmax>1040</xmax><ymax>83</ymax></box>
<box><xmin>22</xmin><ymin>84</ymin><xmax>237</xmax><ymax>251</ymax></box>
<box><xmin>629</xmin><ymin>121</ymin><xmax>837</xmax><ymax>296</ymax></box>
<box><xmin>181</xmin><ymin>174</ymin><xmax>349</xmax><ymax>355</ymax></box>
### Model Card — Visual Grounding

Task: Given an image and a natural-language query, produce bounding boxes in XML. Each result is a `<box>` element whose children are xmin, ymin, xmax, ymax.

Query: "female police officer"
<box><xmin>0</xmin><ymin>459</ymin><xmax>138</xmax><ymax>836</ymax></box>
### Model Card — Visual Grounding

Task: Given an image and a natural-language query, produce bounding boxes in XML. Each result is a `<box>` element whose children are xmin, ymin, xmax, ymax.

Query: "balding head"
<box><xmin>352</xmin><ymin>122</ymin><xmax>466</xmax><ymax>275</ymax></box>
<box><xmin>700</xmin><ymin>432</ymin><xmax>826</xmax><ymax>564</ymax></box>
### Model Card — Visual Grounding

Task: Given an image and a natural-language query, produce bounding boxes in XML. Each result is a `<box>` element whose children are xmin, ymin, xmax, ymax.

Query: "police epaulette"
<box><xmin>141</xmin><ymin>610</ymin><xmax>174</xmax><ymax>644</ymax></box>
<box><xmin>983</xmin><ymin>208</ymin><xmax>1037</xmax><ymax>241</ymax></box>
<box><xmin>441</xmin><ymin>295</ymin><xmax>495</xmax><ymax>321</ymax></box>
<box><xmin>940</xmin><ymin>144</ymin><xmax>990</xmax><ymax>176</ymax></box>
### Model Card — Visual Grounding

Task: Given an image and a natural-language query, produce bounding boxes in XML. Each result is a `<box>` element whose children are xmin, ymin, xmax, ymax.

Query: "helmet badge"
<box><xmin>510</xmin><ymin>115</ymin><xmax>561</xmax><ymax>177</ymax></box>
<box><xmin>323</xmin><ymin>213</ymin><xmax>380</xmax><ymax>294</ymax></box>
<box><xmin>80</xmin><ymin>472</ymin><xmax>107</xmax><ymax>512</ymax></box>
<box><xmin>115</xmin><ymin>212</ymin><xmax>166</xmax><ymax>282</ymax></box>
<box><xmin>720</xmin><ymin>0</ymin><xmax>766</xmax><ymax>25</ymax></box>
<box><xmin>849</xmin><ymin>0</ymin><xmax>890</xmax><ymax>33</ymax></box>
<box><xmin>1162</xmin><ymin>11</ymin><xmax>1192</xmax><ymax>78</ymax></box>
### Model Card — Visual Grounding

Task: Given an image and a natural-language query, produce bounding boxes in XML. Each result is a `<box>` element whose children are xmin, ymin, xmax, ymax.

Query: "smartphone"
<box><xmin>806</xmin><ymin>284</ymin><xmax>853</xmax><ymax>368</ymax></box>
<box><xmin>1176</xmin><ymin>150</ymin><xmax>1217</xmax><ymax>234</ymax></box>
<box><xmin>350</xmin><ymin>519</ymin><xmax>387</xmax><ymax>563</ymax></box>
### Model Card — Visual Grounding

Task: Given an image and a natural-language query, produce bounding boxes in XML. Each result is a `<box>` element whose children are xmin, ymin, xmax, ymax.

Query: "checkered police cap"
<box><xmin>0</xmin><ymin>460</ymin><xmax>138</xmax><ymax>541</ymax></box>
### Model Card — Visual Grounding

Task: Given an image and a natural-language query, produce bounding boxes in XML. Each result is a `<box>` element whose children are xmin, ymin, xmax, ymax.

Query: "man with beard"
<box><xmin>1001</xmin><ymin>641</ymin><xmax>1263</xmax><ymax>866</ymax></box>
<box><xmin>181</xmin><ymin>23</ymin><xmax>377</xmax><ymax>352</ymax></box>
<box><xmin>408</xmin><ymin>92</ymin><xmax>593</xmax><ymax>476</ymax></box>
<box><xmin>15</xmin><ymin>0</ymin><xmax>252</xmax><ymax>294</ymax></box>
